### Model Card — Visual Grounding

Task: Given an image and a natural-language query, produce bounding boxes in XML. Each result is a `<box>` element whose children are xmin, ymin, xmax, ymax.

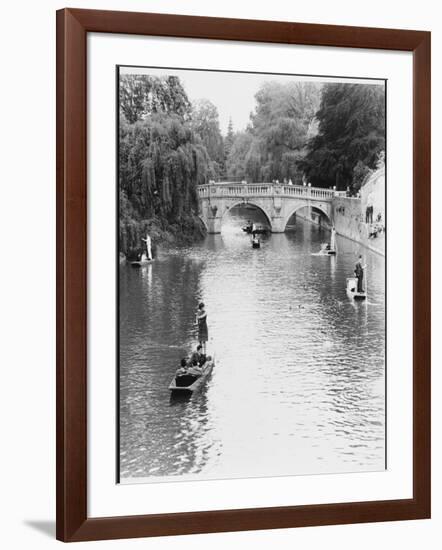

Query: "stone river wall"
<box><xmin>296</xmin><ymin>165</ymin><xmax>385</xmax><ymax>256</ymax></box>
<box><xmin>331</xmin><ymin>197</ymin><xmax>385</xmax><ymax>256</ymax></box>
<box><xmin>332</xmin><ymin>166</ymin><xmax>385</xmax><ymax>256</ymax></box>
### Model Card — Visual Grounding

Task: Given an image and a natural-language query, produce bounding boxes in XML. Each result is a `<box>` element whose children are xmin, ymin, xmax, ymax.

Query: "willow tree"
<box><xmin>118</xmin><ymin>74</ymin><xmax>214</xmax><ymax>255</ymax></box>
<box><xmin>226</xmin><ymin>81</ymin><xmax>321</xmax><ymax>183</ymax></box>
<box><xmin>191</xmin><ymin>99</ymin><xmax>224</xmax><ymax>176</ymax></box>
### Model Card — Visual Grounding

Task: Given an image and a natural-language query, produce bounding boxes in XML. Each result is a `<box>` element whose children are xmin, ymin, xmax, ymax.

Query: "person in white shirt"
<box><xmin>141</xmin><ymin>233</ymin><xmax>152</xmax><ymax>260</ymax></box>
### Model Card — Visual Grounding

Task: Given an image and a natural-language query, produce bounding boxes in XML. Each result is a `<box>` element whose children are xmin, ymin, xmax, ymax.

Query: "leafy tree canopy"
<box><xmin>300</xmin><ymin>83</ymin><xmax>385</xmax><ymax>190</ymax></box>
<box><xmin>190</xmin><ymin>99</ymin><xmax>224</xmax><ymax>173</ymax></box>
<box><xmin>118</xmin><ymin>75</ymin><xmax>212</xmax><ymax>253</ymax></box>
<box><xmin>119</xmin><ymin>74</ymin><xmax>192</xmax><ymax>124</ymax></box>
<box><xmin>226</xmin><ymin>81</ymin><xmax>321</xmax><ymax>183</ymax></box>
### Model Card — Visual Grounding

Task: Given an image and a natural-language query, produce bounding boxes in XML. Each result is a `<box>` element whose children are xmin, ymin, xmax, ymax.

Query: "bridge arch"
<box><xmin>221</xmin><ymin>200</ymin><xmax>273</xmax><ymax>230</ymax></box>
<box><xmin>283</xmin><ymin>203</ymin><xmax>332</xmax><ymax>230</ymax></box>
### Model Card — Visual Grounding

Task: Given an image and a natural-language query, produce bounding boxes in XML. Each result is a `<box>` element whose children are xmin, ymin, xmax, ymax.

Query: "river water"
<box><xmin>119</xmin><ymin>209</ymin><xmax>385</xmax><ymax>483</ymax></box>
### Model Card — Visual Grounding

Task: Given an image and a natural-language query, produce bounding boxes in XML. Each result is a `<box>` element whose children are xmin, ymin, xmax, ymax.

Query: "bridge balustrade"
<box><xmin>197</xmin><ymin>183</ymin><xmax>339</xmax><ymax>200</ymax></box>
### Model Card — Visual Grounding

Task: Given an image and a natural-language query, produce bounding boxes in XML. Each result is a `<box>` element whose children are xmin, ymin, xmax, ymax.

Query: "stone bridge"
<box><xmin>198</xmin><ymin>182</ymin><xmax>345</xmax><ymax>233</ymax></box>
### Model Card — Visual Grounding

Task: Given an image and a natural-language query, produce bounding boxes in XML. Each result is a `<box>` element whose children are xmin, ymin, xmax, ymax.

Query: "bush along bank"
<box><xmin>119</xmin><ymin>210</ymin><xmax>206</xmax><ymax>261</ymax></box>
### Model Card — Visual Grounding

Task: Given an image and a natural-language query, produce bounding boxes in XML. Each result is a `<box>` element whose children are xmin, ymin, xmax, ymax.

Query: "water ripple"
<box><xmin>120</xmin><ymin>215</ymin><xmax>385</xmax><ymax>481</ymax></box>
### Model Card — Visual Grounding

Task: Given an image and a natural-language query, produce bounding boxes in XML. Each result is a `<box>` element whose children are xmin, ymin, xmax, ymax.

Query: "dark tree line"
<box><xmin>225</xmin><ymin>81</ymin><xmax>385</xmax><ymax>192</ymax></box>
<box><xmin>299</xmin><ymin>83</ymin><xmax>385</xmax><ymax>190</ymax></box>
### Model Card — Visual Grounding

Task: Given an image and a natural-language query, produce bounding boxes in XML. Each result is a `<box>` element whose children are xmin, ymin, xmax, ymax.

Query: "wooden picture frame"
<box><xmin>56</xmin><ymin>8</ymin><xmax>431</xmax><ymax>542</ymax></box>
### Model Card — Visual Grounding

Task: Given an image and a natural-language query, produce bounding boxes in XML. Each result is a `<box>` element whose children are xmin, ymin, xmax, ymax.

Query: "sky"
<box><xmin>120</xmin><ymin>66</ymin><xmax>384</xmax><ymax>136</ymax></box>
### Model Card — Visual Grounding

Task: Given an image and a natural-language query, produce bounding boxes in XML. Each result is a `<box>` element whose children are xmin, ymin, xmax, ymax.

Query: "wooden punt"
<box><xmin>169</xmin><ymin>359</ymin><xmax>215</xmax><ymax>394</ymax></box>
<box><xmin>346</xmin><ymin>277</ymin><xmax>367</xmax><ymax>300</ymax></box>
<box><xmin>130</xmin><ymin>258</ymin><xmax>153</xmax><ymax>267</ymax></box>
<box><xmin>242</xmin><ymin>225</ymin><xmax>269</xmax><ymax>235</ymax></box>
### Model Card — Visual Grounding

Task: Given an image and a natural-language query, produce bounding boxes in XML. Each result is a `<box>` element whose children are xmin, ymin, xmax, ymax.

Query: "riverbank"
<box><xmin>119</xmin><ymin>213</ymin><xmax>207</xmax><ymax>261</ymax></box>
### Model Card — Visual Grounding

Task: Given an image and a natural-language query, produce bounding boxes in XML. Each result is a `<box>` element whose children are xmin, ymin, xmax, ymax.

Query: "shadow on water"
<box><xmin>169</xmin><ymin>392</ymin><xmax>192</xmax><ymax>405</ymax></box>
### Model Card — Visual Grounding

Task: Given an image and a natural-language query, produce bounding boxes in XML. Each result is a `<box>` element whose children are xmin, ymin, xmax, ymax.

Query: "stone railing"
<box><xmin>197</xmin><ymin>183</ymin><xmax>344</xmax><ymax>200</ymax></box>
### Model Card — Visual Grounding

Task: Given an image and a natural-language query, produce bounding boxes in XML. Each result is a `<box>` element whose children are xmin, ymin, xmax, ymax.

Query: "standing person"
<box><xmin>354</xmin><ymin>255</ymin><xmax>365</xmax><ymax>293</ymax></box>
<box><xmin>330</xmin><ymin>226</ymin><xmax>336</xmax><ymax>251</ymax></box>
<box><xmin>141</xmin><ymin>233</ymin><xmax>152</xmax><ymax>260</ymax></box>
<box><xmin>196</xmin><ymin>302</ymin><xmax>208</xmax><ymax>354</ymax></box>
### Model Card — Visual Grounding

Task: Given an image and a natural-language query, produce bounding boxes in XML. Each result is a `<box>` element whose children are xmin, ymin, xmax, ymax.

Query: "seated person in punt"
<box><xmin>174</xmin><ymin>357</ymin><xmax>202</xmax><ymax>388</ymax></box>
<box><xmin>175</xmin><ymin>358</ymin><xmax>189</xmax><ymax>376</ymax></box>
<box><xmin>189</xmin><ymin>344</ymin><xmax>206</xmax><ymax>367</ymax></box>
<box><xmin>187</xmin><ymin>358</ymin><xmax>203</xmax><ymax>377</ymax></box>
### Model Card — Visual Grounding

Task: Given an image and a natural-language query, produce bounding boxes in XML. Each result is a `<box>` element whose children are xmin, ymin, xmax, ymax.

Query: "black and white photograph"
<box><xmin>118</xmin><ymin>66</ymin><xmax>386</xmax><ymax>484</ymax></box>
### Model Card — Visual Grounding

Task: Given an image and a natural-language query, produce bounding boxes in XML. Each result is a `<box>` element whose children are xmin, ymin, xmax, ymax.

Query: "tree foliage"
<box><xmin>119</xmin><ymin>74</ymin><xmax>192</xmax><ymax>124</ymax></box>
<box><xmin>119</xmin><ymin>75</ymin><xmax>214</xmax><ymax>255</ymax></box>
<box><xmin>224</xmin><ymin>118</ymin><xmax>235</xmax><ymax>170</ymax></box>
<box><xmin>300</xmin><ymin>83</ymin><xmax>385</xmax><ymax>190</ymax></box>
<box><xmin>118</xmin><ymin>73</ymin><xmax>386</xmax><ymax>254</ymax></box>
<box><xmin>190</xmin><ymin>99</ymin><xmax>224</xmax><ymax>175</ymax></box>
<box><xmin>226</xmin><ymin>81</ymin><xmax>321</xmax><ymax>183</ymax></box>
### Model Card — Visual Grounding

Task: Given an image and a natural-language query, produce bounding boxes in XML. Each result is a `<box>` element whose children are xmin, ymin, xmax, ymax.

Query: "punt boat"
<box><xmin>242</xmin><ymin>225</ymin><xmax>269</xmax><ymax>235</ymax></box>
<box><xmin>130</xmin><ymin>255</ymin><xmax>153</xmax><ymax>267</ymax></box>
<box><xmin>317</xmin><ymin>243</ymin><xmax>336</xmax><ymax>255</ymax></box>
<box><xmin>169</xmin><ymin>358</ymin><xmax>215</xmax><ymax>395</ymax></box>
<box><xmin>346</xmin><ymin>277</ymin><xmax>367</xmax><ymax>300</ymax></box>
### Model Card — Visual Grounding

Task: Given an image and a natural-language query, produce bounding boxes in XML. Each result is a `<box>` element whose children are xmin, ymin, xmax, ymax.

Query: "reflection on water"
<box><xmin>119</xmin><ymin>211</ymin><xmax>385</xmax><ymax>482</ymax></box>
